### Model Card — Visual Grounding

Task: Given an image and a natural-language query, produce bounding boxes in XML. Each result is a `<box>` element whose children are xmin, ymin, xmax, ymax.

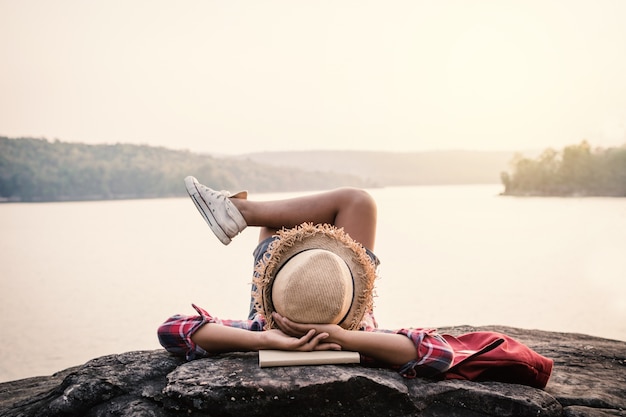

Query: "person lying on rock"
<box><xmin>158</xmin><ymin>177</ymin><xmax>553</xmax><ymax>387</ymax></box>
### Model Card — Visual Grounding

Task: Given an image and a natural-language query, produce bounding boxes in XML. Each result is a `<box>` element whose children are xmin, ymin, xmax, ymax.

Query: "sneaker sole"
<box><xmin>184</xmin><ymin>177</ymin><xmax>232</xmax><ymax>245</ymax></box>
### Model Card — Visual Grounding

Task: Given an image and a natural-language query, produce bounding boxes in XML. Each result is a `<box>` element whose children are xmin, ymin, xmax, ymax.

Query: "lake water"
<box><xmin>1</xmin><ymin>185</ymin><xmax>625</xmax><ymax>383</ymax></box>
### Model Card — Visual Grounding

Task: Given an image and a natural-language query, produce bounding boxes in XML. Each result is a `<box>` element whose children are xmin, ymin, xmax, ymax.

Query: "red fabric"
<box><xmin>442</xmin><ymin>332</ymin><xmax>553</xmax><ymax>389</ymax></box>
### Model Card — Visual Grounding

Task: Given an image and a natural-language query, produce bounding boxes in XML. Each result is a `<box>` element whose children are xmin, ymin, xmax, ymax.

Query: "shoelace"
<box><xmin>198</xmin><ymin>185</ymin><xmax>230</xmax><ymax>199</ymax></box>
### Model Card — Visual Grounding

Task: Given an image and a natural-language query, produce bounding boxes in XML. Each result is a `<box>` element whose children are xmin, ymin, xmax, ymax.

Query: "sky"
<box><xmin>1</xmin><ymin>0</ymin><xmax>625</xmax><ymax>155</ymax></box>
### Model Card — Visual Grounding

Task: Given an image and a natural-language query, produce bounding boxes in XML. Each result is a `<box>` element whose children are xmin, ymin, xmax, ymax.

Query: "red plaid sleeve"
<box><xmin>395</xmin><ymin>328</ymin><xmax>454</xmax><ymax>378</ymax></box>
<box><xmin>157</xmin><ymin>304</ymin><xmax>266</xmax><ymax>360</ymax></box>
<box><xmin>360</xmin><ymin>327</ymin><xmax>454</xmax><ymax>378</ymax></box>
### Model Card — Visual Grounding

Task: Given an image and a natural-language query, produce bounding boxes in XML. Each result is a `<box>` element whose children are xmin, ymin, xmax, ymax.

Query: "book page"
<box><xmin>259</xmin><ymin>350</ymin><xmax>360</xmax><ymax>368</ymax></box>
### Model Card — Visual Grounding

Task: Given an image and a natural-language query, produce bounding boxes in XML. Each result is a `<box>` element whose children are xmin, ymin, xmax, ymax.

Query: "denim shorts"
<box><xmin>247</xmin><ymin>235</ymin><xmax>380</xmax><ymax>319</ymax></box>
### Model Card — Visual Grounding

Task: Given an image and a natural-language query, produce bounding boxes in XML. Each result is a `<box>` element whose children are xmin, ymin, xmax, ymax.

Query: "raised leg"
<box><xmin>233</xmin><ymin>187</ymin><xmax>377</xmax><ymax>251</ymax></box>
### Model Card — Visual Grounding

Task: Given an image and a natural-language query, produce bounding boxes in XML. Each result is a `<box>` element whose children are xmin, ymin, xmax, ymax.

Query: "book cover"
<box><xmin>258</xmin><ymin>350</ymin><xmax>361</xmax><ymax>368</ymax></box>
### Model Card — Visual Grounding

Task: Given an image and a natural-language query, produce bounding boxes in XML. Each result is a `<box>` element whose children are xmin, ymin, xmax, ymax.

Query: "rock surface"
<box><xmin>1</xmin><ymin>326</ymin><xmax>624</xmax><ymax>417</ymax></box>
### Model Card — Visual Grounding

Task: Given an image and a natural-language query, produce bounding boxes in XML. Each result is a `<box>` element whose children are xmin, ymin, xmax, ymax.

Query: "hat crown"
<box><xmin>271</xmin><ymin>249</ymin><xmax>353</xmax><ymax>325</ymax></box>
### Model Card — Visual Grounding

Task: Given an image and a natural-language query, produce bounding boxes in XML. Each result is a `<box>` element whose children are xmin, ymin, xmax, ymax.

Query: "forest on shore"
<box><xmin>0</xmin><ymin>137</ymin><xmax>372</xmax><ymax>202</ymax></box>
<box><xmin>1</xmin><ymin>136</ymin><xmax>624</xmax><ymax>202</ymax></box>
<box><xmin>500</xmin><ymin>141</ymin><xmax>626</xmax><ymax>197</ymax></box>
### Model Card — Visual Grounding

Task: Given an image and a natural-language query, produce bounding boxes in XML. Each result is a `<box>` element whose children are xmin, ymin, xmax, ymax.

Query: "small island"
<box><xmin>500</xmin><ymin>141</ymin><xmax>626</xmax><ymax>197</ymax></box>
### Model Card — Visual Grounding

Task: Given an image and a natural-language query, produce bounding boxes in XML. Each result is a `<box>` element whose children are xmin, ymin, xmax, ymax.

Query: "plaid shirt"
<box><xmin>158</xmin><ymin>304</ymin><xmax>453</xmax><ymax>378</ymax></box>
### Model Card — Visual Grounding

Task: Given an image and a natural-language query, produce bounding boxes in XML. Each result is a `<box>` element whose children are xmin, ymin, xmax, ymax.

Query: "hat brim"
<box><xmin>253</xmin><ymin>222</ymin><xmax>377</xmax><ymax>330</ymax></box>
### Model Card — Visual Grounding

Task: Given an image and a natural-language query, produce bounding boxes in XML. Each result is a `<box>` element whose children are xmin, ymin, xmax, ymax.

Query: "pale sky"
<box><xmin>1</xmin><ymin>0</ymin><xmax>625</xmax><ymax>155</ymax></box>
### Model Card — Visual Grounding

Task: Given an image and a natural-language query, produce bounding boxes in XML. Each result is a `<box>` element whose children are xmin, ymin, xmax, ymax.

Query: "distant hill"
<box><xmin>237</xmin><ymin>150</ymin><xmax>516</xmax><ymax>186</ymax></box>
<box><xmin>0</xmin><ymin>137</ymin><xmax>371</xmax><ymax>202</ymax></box>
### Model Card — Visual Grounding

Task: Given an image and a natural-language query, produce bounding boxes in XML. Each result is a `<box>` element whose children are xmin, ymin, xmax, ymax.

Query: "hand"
<box><xmin>261</xmin><ymin>328</ymin><xmax>342</xmax><ymax>352</ymax></box>
<box><xmin>272</xmin><ymin>312</ymin><xmax>345</xmax><ymax>346</ymax></box>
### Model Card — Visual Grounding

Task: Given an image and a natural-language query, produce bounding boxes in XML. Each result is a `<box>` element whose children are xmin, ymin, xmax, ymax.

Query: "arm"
<box><xmin>332</xmin><ymin>328</ymin><xmax>418</xmax><ymax>366</ymax></box>
<box><xmin>190</xmin><ymin>323</ymin><xmax>342</xmax><ymax>354</ymax></box>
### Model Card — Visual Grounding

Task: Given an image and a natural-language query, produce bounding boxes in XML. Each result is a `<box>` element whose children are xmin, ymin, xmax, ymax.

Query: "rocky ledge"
<box><xmin>1</xmin><ymin>326</ymin><xmax>624</xmax><ymax>417</ymax></box>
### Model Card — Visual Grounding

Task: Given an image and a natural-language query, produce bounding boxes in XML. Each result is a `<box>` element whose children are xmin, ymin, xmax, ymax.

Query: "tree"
<box><xmin>501</xmin><ymin>141</ymin><xmax>626</xmax><ymax>197</ymax></box>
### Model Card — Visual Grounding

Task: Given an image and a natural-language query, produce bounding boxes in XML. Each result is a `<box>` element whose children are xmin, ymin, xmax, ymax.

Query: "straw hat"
<box><xmin>253</xmin><ymin>223</ymin><xmax>377</xmax><ymax>330</ymax></box>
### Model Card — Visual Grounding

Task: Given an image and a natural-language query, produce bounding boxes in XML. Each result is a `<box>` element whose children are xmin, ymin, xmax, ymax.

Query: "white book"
<box><xmin>258</xmin><ymin>350</ymin><xmax>361</xmax><ymax>368</ymax></box>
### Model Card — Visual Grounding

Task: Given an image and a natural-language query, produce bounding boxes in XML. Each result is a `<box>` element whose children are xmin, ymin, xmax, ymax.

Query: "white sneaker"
<box><xmin>184</xmin><ymin>176</ymin><xmax>248</xmax><ymax>245</ymax></box>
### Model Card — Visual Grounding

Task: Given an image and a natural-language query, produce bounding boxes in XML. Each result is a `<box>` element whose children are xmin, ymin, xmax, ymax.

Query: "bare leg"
<box><xmin>232</xmin><ymin>187</ymin><xmax>377</xmax><ymax>251</ymax></box>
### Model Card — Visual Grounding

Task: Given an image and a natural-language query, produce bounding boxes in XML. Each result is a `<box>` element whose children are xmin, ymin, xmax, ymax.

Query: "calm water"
<box><xmin>1</xmin><ymin>185</ymin><xmax>625</xmax><ymax>383</ymax></box>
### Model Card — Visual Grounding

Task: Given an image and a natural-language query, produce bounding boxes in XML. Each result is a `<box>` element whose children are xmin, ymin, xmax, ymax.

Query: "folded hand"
<box><xmin>271</xmin><ymin>312</ymin><xmax>344</xmax><ymax>346</ymax></box>
<box><xmin>262</xmin><ymin>327</ymin><xmax>341</xmax><ymax>352</ymax></box>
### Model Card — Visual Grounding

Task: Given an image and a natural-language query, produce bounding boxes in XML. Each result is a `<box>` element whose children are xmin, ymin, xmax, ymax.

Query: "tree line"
<box><xmin>0</xmin><ymin>137</ymin><xmax>372</xmax><ymax>202</ymax></box>
<box><xmin>500</xmin><ymin>141</ymin><xmax>626</xmax><ymax>197</ymax></box>
<box><xmin>3</xmin><ymin>137</ymin><xmax>624</xmax><ymax>202</ymax></box>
